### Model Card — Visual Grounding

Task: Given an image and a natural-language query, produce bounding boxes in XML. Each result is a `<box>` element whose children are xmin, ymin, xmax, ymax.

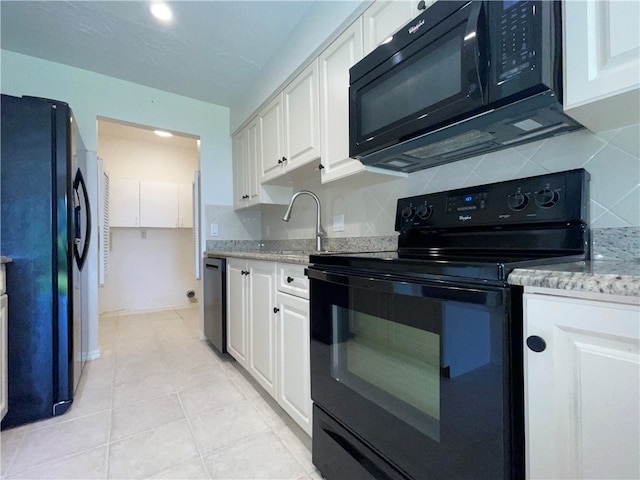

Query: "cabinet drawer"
<box><xmin>277</xmin><ymin>263</ymin><xmax>309</xmax><ymax>299</ymax></box>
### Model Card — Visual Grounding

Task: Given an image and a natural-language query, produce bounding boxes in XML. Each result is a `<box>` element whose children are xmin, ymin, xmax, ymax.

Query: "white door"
<box><xmin>248</xmin><ymin>260</ymin><xmax>277</xmax><ymax>397</ymax></box>
<box><xmin>318</xmin><ymin>19</ymin><xmax>365</xmax><ymax>183</ymax></box>
<box><xmin>109</xmin><ymin>177</ymin><xmax>140</xmax><ymax>227</ymax></box>
<box><xmin>524</xmin><ymin>293</ymin><xmax>640</xmax><ymax>480</ymax></box>
<box><xmin>277</xmin><ymin>292</ymin><xmax>312</xmax><ymax>436</ymax></box>
<box><xmin>226</xmin><ymin>259</ymin><xmax>248</xmax><ymax>368</ymax></box>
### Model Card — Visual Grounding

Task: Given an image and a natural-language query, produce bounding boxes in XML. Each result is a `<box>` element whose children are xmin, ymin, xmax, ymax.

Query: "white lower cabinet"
<box><xmin>226</xmin><ymin>259</ymin><xmax>248</xmax><ymax>367</ymax></box>
<box><xmin>247</xmin><ymin>261</ymin><xmax>277</xmax><ymax>398</ymax></box>
<box><xmin>275</xmin><ymin>263</ymin><xmax>312</xmax><ymax>436</ymax></box>
<box><xmin>523</xmin><ymin>291</ymin><xmax>640</xmax><ymax>480</ymax></box>
<box><xmin>226</xmin><ymin>258</ymin><xmax>276</xmax><ymax>399</ymax></box>
<box><xmin>226</xmin><ymin>258</ymin><xmax>312</xmax><ymax>435</ymax></box>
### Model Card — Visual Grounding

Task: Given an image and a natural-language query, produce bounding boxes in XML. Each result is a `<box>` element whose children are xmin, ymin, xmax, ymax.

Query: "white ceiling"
<box><xmin>0</xmin><ymin>1</ymin><xmax>317</xmax><ymax>108</ymax></box>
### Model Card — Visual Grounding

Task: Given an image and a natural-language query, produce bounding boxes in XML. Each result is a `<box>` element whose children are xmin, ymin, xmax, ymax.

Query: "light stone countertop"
<box><xmin>206</xmin><ymin>250</ymin><xmax>310</xmax><ymax>265</ymax></box>
<box><xmin>508</xmin><ymin>260</ymin><xmax>640</xmax><ymax>298</ymax></box>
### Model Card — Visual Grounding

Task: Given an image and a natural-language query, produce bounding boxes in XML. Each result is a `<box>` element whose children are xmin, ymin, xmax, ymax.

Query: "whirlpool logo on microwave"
<box><xmin>459</xmin><ymin>215</ymin><xmax>472</xmax><ymax>222</ymax></box>
<box><xmin>408</xmin><ymin>19</ymin><xmax>425</xmax><ymax>35</ymax></box>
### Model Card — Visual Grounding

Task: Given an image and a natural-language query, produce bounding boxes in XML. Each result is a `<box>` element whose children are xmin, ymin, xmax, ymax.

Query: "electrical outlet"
<box><xmin>266</xmin><ymin>225</ymin><xmax>270</xmax><ymax>237</ymax></box>
<box><xmin>210</xmin><ymin>223</ymin><xmax>219</xmax><ymax>236</ymax></box>
<box><xmin>333</xmin><ymin>214</ymin><xmax>345</xmax><ymax>232</ymax></box>
<box><xmin>140</xmin><ymin>229</ymin><xmax>147</xmax><ymax>239</ymax></box>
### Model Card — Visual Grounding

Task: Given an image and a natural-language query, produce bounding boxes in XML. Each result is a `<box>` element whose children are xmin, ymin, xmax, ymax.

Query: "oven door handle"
<box><xmin>306</xmin><ymin>267</ymin><xmax>503</xmax><ymax>306</ymax></box>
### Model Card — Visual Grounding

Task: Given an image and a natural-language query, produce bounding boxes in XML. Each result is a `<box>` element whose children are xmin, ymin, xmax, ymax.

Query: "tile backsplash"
<box><xmin>261</xmin><ymin>124</ymin><xmax>640</xmax><ymax>241</ymax></box>
<box><xmin>204</xmin><ymin>204</ymin><xmax>261</xmax><ymax>241</ymax></box>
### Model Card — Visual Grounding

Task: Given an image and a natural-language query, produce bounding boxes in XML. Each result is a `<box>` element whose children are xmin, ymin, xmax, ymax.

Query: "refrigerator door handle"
<box><xmin>73</xmin><ymin>190</ymin><xmax>82</xmax><ymax>245</ymax></box>
<box><xmin>73</xmin><ymin>168</ymin><xmax>92</xmax><ymax>271</ymax></box>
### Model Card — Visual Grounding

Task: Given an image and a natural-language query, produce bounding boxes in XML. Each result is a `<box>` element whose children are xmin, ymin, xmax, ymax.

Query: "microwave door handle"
<box><xmin>464</xmin><ymin>1</ymin><xmax>486</xmax><ymax>100</ymax></box>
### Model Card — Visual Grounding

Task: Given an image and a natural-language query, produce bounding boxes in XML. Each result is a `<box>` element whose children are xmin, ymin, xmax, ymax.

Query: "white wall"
<box><xmin>260</xmin><ymin>124</ymin><xmax>640</xmax><ymax>240</ymax></box>
<box><xmin>98</xmin><ymin>127</ymin><xmax>199</xmax><ymax>313</ymax></box>
<box><xmin>98</xmin><ymin>229</ymin><xmax>196</xmax><ymax>313</ymax></box>
<box><xmin>1</xmin><ymin>50</ymin><xmax>233</xmax><ymax>355</ymax></box>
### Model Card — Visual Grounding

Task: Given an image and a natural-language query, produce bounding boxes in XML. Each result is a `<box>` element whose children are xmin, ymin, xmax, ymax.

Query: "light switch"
<box><xmin>210</xmin><ymin>223</ymin><xmax>219</xmax><ymax>236</ymax></box>
<box><xmin>333</xmin><ymin>214</ymin><xmax>345</xmax><ymax>232</ymax></box>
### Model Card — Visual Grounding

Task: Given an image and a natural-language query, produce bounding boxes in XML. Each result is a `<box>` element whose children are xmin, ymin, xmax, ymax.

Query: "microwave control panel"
<box><xmin>497</xmin><ymin>0</ymin><xmax>537</xmax><ymax>83</ymax></box>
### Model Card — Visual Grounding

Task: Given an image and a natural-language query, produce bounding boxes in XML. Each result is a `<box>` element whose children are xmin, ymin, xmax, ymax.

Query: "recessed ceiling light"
<box><xmin>150</xmin><ymin>2</ymin><xmax>173</xmax><ymax>22</ymax></box>
<box><xmin>154</xmin><ymin>130</ymin><xmax>173</xmax><ymax>138</ymax></box>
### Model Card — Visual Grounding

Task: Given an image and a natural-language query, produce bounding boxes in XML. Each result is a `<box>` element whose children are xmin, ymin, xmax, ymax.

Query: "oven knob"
<box><xmin>415</xmin><ymin>204</ymin><xmax>433</xmax><ymax>219</ymax></box>
<box><xmin>535</xmin><ymin>188</ymin><xmax>560</xmax><ymax>208</ymax></box>
<box><xmin>507</xmin><ymin>192</ymin><xmax>529</xmax><ymax>211</ymax></box>
<box><xmin>401</xmin><ymin>206</ymin><xmax>415</xmax><ymax>220</ymax></box>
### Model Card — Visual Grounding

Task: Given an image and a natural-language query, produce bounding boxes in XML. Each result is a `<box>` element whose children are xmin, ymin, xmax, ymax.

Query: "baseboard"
<box><xmin>100</xmin><ymin>304</ymin><xmax>199</xmax><ymax>317</ymax></box>
<box><xmin>85</xmin><ymin>348</ymin><xmax>101</xmax><ymax>361</ymax></box>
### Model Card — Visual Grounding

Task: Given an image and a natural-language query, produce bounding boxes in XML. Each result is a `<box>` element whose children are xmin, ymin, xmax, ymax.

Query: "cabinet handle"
<box><xmin>282</xmin><ymin>156</ymin><xmax>288</xmax><ymax>163</ymax></box>
<box><xmin>273</xmin><ymin>307</ymin><xmax>280</xmax><ymax>314</ymax></box>
<box><xmin>278</xmin><ymin>159</ymin><xmax>283</xmax><ymax>165</ymax></box>
<box><xmin>318</xmin><ymin>164</ymin><xmax>324</xmax><ymax>170</ymax></box>
<box><xmin>286</xmin><ymin>276</ymin><xmax>294</xmax><ymax>283</ymax></box>
<box><xmin>526</xmin><ymin>335</ymin><xmax>547</xmax><ymax>353</ymax></box>
<box><xmin>242</xmin><ymin>194</ymin><xmax>249</xmax><ymax>199</ymax></box>
<box><xmin>241</xmin><ymin>270</ymin><xmax>250</xmax><ymax>275</ymax></box>
<box><xmin>417</xmin><ymin>0</ymin><xmax>427</xmax><ymax>10</ymax></box>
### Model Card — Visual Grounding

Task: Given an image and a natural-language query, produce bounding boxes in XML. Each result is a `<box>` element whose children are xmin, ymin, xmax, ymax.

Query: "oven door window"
<box><xmin>331</xmin><ymin>303</ymin><xmax>442</xmax><ymax>442</ymax></box>
<box><xmin>310</xmin><ymin>271</ymin><xmax>516</xmax><ymax>479</ymax></box>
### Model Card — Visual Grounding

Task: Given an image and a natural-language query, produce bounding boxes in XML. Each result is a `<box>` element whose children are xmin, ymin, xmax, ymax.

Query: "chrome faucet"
<box><xmin>282</xmin><ymin>190</ymin><xmax>327</xmax><ymax>251</ymax></box>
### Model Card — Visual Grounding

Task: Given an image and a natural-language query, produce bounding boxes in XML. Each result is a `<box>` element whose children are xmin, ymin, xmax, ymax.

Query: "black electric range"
<box><xmin>307</xmin><ymin>169</ymin><xmax>590</xmax><ymax>480</ymax></box>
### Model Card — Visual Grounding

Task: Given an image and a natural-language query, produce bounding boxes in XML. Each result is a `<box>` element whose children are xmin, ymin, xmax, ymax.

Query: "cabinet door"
<box><xmin>140</xmin><ymin>180</ymin><xmax>179</xmax><ymax>228</ymax></box>
<box><xmin>363</xmin><ymin>0</ymin><xmax>417</xmax><ymax>55</ymax></box>
<box><xmin>1</xmin><ymin>294</ymin><xmax>7</xmax><ymax>420</ymax></box>
<box><xmin>283</xmin><ymin>59</ymin><xmax>321</xmax><ymax>171</ymax></box>
<box><xmin>524</xmin><ymin>293</ymin><xmax>640</xmax><ymax>480</ymax></box>
<box><xmin>248</xmin><ymin>260</ymin><xmax>277</xmax><ymax>397</ymax></box>
<box><xmin>318</xmin><ymin>18</ymin><xmax>365</xmax><ymax>183</ymax></box>
<box><xmin>277</xmin><ymin>292</ymin><xmax>311</xmax><ymax>436</ymax></box>
<box><xmin>226</xmin><ymin>259</ymin><xmax>248</xmax><ymax>367</ymax></box>
<box><xmin>259</xmin><ymin>95</ymin><xmax>284</xmax><ymax>183</ymax></box>
<box><xmin>245</xmin><ymin>120</ymin><xmax>260</xmax><ymax>206</ymax></box>
<box><xmin>178</xmin><ymin>183</ymin><xmax>193</xmax><ymax>228</ymax></box>
<box><xmin>563</xmin><ymin>0</ymin><xmax>640</xmax><ymax>131</ymax></box>
<box><xmin>109</xmin><ymin>177</ymin><xmax>140</xmax><ymax>227</ymax></box>
<box><xmin>232</xmin><ymin>129</ymin><xmax>249</xmax><ymax>210</ymax></box>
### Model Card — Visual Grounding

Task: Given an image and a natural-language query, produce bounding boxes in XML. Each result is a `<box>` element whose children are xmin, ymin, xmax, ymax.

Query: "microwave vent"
<box><xmin>405</xmin><ymin>130</ymin><xmax>496</xmax><ymax>159</ymax></box>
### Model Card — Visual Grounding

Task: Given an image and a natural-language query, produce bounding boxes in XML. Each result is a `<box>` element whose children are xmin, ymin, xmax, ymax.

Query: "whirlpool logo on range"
<box><xmin>458</xmin><ymin>215</ymin><xmax>472</xmax><ymax>222</ymax></box>
<box><xmin>408</xmin><ymin>19</ymin><xmax>425</xmax><ymax>35</ymax></box>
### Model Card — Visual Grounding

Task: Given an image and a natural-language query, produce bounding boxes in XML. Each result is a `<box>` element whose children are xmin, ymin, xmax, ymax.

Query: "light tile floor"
<box><xmin>0</xmin><ymin>307</ymin><xmax>321</xmax><ymax>479</ymax></box>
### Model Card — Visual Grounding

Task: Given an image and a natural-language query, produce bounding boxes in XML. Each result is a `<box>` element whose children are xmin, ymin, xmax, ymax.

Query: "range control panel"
<box><xmin>395</xmin><ymin>169</ymin><xmax>589</xmax><ymax>232</ymax></box>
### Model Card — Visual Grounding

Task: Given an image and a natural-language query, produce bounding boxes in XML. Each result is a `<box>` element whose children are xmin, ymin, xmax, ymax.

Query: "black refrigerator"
<box><xmin>1</xmin><ymin>94</ymin><xmax>92</xmax><ymax>429</ymax></box>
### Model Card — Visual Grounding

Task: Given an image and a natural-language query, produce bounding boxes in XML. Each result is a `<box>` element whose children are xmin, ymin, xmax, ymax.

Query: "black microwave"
<box><xmin>349</xmin><ymin>0</ymin><xmax>583</xmax><ymax>173</ymax></box>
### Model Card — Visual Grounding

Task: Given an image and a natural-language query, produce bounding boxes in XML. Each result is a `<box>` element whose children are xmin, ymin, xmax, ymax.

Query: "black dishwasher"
<box><xmin>203</xmin><ymin>257</ymin><xmax>227</xmax><ymax>354</ymax></box>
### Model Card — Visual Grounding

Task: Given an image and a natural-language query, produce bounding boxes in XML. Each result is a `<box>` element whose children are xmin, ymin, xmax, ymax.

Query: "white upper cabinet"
<box><xmin>233</xmin><ymin>120</ymin><xmax>261</xmax><ymax>209</ymax></box>
<box><xmin>259</xmin><ymin>96</ymin><xmax>284</xmax><ymax>183</ymax></box>
<box><xmin>140</xmin><ymin>180</ymin><xmax>179</xmax><ymax>228</ymax></box>
<box><xmin>318</xmin><ymin>19</ymin><xmax>363</xmax><ymax>184</ymax></box>
<box><xmin>260</xmin><ymin>61</ymin><xmax>321</xmax><ymax>184</ymax></box>
<box><xmin>232</xmin><ymin>118</ymin><xmax>291</xmax><ymax>210</ymax></box>
<box><xmin>109</xmin><ymin>177</ymin><xmax>139</xmax><ymax>227</ymax></box>
<box><xmin>319</xmin><ymin>18</ymin><xmax>406</xmax><ymax>185</ymax></box>
<box><xmin>283</xmin><ymin>60</ymin><xmax>321</xmax><ymax>171</ymax></box>
<box><xmin>563</xmin><ymin>0</ymin><xmax>640</xmax><ymax>131</ymax></box>
<box><xmin>363</xmin><ymin>0</ymin><xmax>424</xmax><ymax>55</ymax></box>
<box><xmin>110</xmin><ymin>178</ymin><xmax>192</xmax><ymax>228</ymax></box>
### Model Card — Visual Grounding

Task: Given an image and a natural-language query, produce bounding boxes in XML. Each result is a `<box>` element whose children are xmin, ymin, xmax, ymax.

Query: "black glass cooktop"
<box><xmin>309</xmin><ymin>250</ymin><xmax>587</xmax><ymax>283</ymax></box>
